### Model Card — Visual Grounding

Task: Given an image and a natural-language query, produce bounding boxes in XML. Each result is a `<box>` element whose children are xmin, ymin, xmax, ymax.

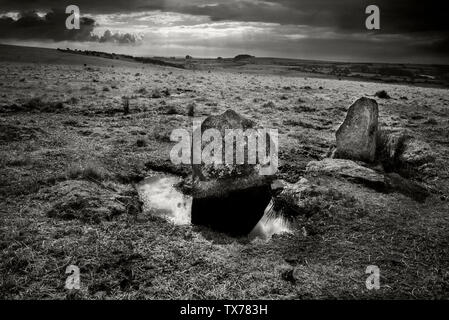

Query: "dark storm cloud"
<box><xmin>179</xmin><ymin>0</ymin><xmax>449</xmax><ymax>53</ymax></box>
<box><xmin>0</xmin><ymin>9</ymin><xmax>140</xmax><ymax>43</ymax></box>
<box><xmin>0</xmin><ymin>0</ymin><xmax>160</xmax><ymax>14</ymax></box>
<box><xmin>262</xmin><ymin>0</ymin><xmax>449</xmax><ymax>33</ymax></box>
<box><xmin>1</xmin><ymin>0</ymin><xmax>447</xmax><ymax>33</ymax></box>
<box><xmin>0</xmin><ymin>0</ymin><xmax>447</xmax><ymax>57</ymax></box>
<box><xmin>0</xmin><ymin>10</ymin><xmax>97</xmax><ymax>41</ymax></box>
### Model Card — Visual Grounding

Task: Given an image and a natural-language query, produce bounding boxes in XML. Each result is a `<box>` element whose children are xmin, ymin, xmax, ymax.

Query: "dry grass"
<box><xmin>66</xmin><ymin>162</ymin><xmax>111</xmax><ymax>182</ymax></box>
<box><xmin>0</xmin><ymin>52</ymin><xmax>448</xmax><ymax>300</ymax></box>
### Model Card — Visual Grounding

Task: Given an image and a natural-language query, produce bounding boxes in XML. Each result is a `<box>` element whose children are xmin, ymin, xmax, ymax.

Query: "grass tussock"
<box><xmin>66</xmin><ymin>162</ymin><xmax>111</xmax><ymax>182</ymax></box>
<box><xmin>23</xmin><ymin>97</ymin><xmax>65</xmax><ymax>112</ymax></box>
<box><xmin>374</xmin><ymin>90</ymin><xmax>391</xmax><ymax>99</ymax></box>
<box><xmin>187</xmin><ymin>102</ymin><xmax>195</xmax><ymax>117</ymax></box>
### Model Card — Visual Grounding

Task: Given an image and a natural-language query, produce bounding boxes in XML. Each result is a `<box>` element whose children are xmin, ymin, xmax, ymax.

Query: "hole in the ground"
<box><xmin>136</xmin><ymin>174</ymin><xmax>291</xmax><ymax>240</ymax></box>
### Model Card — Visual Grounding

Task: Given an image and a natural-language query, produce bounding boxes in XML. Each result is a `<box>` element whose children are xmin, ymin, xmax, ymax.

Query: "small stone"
<box><xmin>374</xmin><ymin>90</ymin><xmax>391</xmax><ymax>99</ymax></box>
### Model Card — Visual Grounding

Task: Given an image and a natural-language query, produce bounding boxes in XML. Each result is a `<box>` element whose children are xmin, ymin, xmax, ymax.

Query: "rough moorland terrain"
<box><xmin>1</xmin><ymin>45</ymin><xmax>448</xmax><ymax>299</ymax></box>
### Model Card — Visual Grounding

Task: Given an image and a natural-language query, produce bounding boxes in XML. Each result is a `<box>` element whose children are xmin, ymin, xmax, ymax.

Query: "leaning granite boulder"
<box><xmin>335</xmin><ymin>97</ymin><xmax>378</xmax><ymax>162</ymax></box>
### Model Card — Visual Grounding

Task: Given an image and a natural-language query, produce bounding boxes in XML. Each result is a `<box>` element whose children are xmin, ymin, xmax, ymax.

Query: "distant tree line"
<box><xmin>57</xmin><ymin>48</ymin><xmax>185</xmax><ymax>69</ymax></box>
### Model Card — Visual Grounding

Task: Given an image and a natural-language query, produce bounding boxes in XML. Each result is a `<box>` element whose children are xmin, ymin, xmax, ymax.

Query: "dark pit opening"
<box><xmin>137</xmin><ymin>174</ymin><xmax>291</xmax><ymax>240</ymax></box>
<box><xmin>191</xmin><ymin>184</ymin><xmax>271</xmax><ymax>236</ymax></box>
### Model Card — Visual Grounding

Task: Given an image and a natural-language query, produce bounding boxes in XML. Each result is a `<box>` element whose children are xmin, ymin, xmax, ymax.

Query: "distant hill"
<box><xmin>233</xmin><ymin>54</ymin><xmax>256</xmax><ymax>63</ymax></box>
<box><xmin>0</xmin><ymin>44</ymin><xmax>141</xmax><ymax>67</ymax></box>
<box><xmin>1</xmin><ymin>43</ymin><xmax>447</xmax><ymax>87</ymax></box>
<box><xmin>0</xmin><ymin>44</ymin><xmax>185</xmax><ymax>69</ymax></box>
<box><xmin>58</xmin><ymin>48</ymin><xmax>185</xmax><ymax>69</ymax></box>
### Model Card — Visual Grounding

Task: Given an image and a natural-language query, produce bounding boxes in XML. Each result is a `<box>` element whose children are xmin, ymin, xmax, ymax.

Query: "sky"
<box><xmin>0</xmin><ymin>0</ymin><xmax>448</xmax><ymax>64</ymax></box>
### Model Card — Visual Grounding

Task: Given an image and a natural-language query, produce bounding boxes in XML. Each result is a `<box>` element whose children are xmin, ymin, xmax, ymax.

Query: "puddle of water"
<box><xmin>137</xmin><ymin>174</ymin><xmax>291</xmax><ymax>240</ymax></box>
<box><xmin>136</xmin><ymin>175</ymin><xmax>192</xmax><ymax>225</ymax></box>
<box><xmin>249</xmin><ymin>201</ymin><xmax>292</xmax><ymax>240</ymax></box>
